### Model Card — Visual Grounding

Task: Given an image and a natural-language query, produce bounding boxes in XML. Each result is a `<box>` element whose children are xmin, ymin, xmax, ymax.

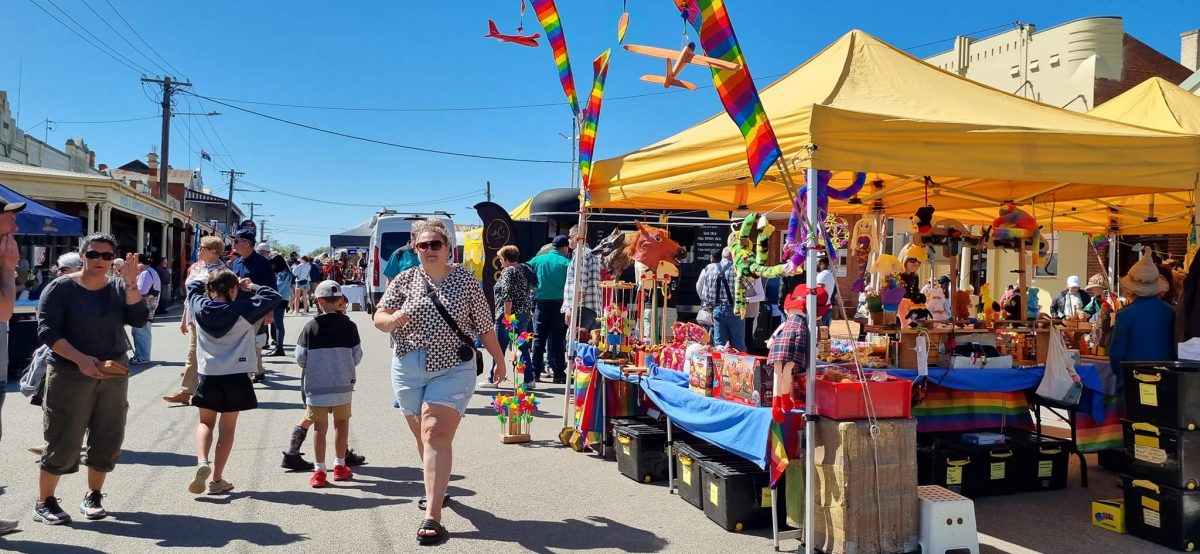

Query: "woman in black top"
<box><xmin>34</xmin><ymin>233</ymin><xmax>147</xmax><ymax>524</ymax></box>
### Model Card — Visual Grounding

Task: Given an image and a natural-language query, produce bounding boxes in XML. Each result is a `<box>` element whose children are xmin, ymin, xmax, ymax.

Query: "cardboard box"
<box><xmin>688</xmin><ymin>352</ymin><xmax>715</xmax><ymax>397</ymax></box>
<box><xmin>794</xmin><ymin>417</ymin><xmax>920</xmax><ymax>554</ymax></box>
<box><xmin>1092</xmin><ymin>498</ymin><xmax>1126</xmax><ymax>534</ymax></box>
<box><xmin>719</xmin><ymin>352</ymin><xmax>771</xmax><ymax>407</ymax></box>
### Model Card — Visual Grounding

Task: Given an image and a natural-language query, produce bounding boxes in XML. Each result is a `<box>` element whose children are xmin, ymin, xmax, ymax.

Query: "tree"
<box><xmin>307</xmin><ymin>246</ymin><xmax>331</xmax><ymax>259</ymax></box>
<box><xmin>269</xmin><ymin>241</ymin><xmax>303</xmax><ymax>256</ymax></box>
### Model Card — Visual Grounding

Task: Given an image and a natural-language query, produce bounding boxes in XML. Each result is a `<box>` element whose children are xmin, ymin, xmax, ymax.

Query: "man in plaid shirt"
<box><xmin>562</xmin><ymin>226</ymin><xmax>602</xmax><ymax>331</ymax></box>
<box><xmin>697</xmin><ymin>248</ymin><xmax>745</xmax><ymax>351</ymax></box>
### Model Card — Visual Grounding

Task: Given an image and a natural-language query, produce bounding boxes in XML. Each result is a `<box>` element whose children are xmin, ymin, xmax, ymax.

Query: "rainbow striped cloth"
<box><xmin>532</xmin><ymin>0</ymin><xmax>579</xmax><ymax>115</ymax></box>
<box><xmin>1074</xmin><ymin>393</ymin><xmax>1124</xmax><ymax>452</ymax></box>
<box><xmin>674</xmin><ymin>0</ymin><xmax>781</xmax><ymax>184</ymax></box>
<box><xmin>579</xmin><ymin>50</ymin><xmax>612</xmax><ymax>196</ymax></box>
<box><xmin>769</xmin><ymin>415</ymin><xmax>803</xmax><ymax>487</ymax></box>
<box><xmin>910</xmin><ymin>388</ymin><xmax>1035</xmax><ymax>433</ymax></box>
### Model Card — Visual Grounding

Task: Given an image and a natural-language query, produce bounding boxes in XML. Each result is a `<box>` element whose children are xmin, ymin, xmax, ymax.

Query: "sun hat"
<box><xmin>1084</xmin><ymin>274</ymin><xmax>1107</xmax><ymax>292</ymax></box>
<box><xmin>1120</xmin><ymin>249</ymin><xmax>1168</xmax><ymax>297</ymax></box>
<box><xmin>783</xmin><ymin>284</ymin><xmax>830</xmax><ymax>317</ymax></box>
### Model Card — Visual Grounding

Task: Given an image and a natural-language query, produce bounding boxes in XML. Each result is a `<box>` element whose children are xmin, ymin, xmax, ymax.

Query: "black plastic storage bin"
<box><xmin>1123</xmin><ymin>475</ymin><xmax>1200</xmax><ymax>551</ymax></box>
<box><xmin>1005</xmin><ymin>429</ymin><xmax>1070</xmax><ymax>491</ymax></box>
<box><xmin>613</xmin><ymin>421</ymin><xmax>668</xmax><ymax>483</ymax></box>
<box><xmin>673</xmin><ymin>440</ymin><xmax>731</xmax><ymax>510</ymax></box>
<box><xmin>698</xmin><ymin>457</ymin><xmax>776</xmax><ymax>532</ymax></box>
<box><xmin>1124</xmin><ymin>361</ymin><xmax>1200</xmax><ymax>430</ymax></box>
<box><xmin>942</xmin><ymin>440</ymin><xmax>1025</xmax><ymax>497</ymax></box>
<box><xmin>1124</xmin><ymin>420</ymin><xmax>1200</xmax><ymax>491</ymax></box>
<box><xmin>918</xmin><ymin>444</ymin><xmax>973</xmax><ymax>496</ymax></box>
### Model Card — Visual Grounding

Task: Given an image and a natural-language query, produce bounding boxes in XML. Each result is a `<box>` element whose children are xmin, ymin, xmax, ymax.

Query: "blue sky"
<box><xmin>2</xmin><ymin>1</ymin><xmax>1196</xmax><ymax>251</ymax></box>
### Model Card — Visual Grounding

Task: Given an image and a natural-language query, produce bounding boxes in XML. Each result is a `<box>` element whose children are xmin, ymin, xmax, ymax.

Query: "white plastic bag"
<box><xmin>1035</xmin><ymin>329</ymin><xmax>1082</xmax><ymax>405</ymax></box>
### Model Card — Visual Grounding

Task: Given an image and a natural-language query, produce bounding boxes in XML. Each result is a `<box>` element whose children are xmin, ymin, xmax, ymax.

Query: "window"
<box><xmin>1010</xmin><ymin>65</ymin><xmax>1020</xmax><ymax>77</ymax></box>
<box><xmin>1035</xmin><ymin>231</ymin><xmax>1060</xmax><ymax>277</ymax></box>
<box><xmin>1049</xmin><ymin>54</ymin><xmax>1061</xmax><ymax>67</ymax></box>
<box><xmin>1029</xmin><ymin>60</ymin><xmax>1039</xmax><ymax>72</ymax></box>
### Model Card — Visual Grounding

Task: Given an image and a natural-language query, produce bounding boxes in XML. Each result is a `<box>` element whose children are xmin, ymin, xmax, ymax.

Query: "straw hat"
<box><xmin>1120</xmin><ymin>250</ymin><xmax>1168</xmax><ymax>297</ymax></box>
<box><xmin>1084</xmin><ymin>273</ymin><xmax>1107</xmax><ymax>293</ymax></box>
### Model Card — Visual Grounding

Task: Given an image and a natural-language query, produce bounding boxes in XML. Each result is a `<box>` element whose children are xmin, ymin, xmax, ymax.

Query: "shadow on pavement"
<box><xmin>198</xmin><ymin>490</ymin><xmax>413</xmax><ymax>512</ymax></box>
<box><xmin>119</xmin><ymin>449</ymin><xmax>195</xmax><ymax>468</ymax></box>
<box><xmin>255</xmin><ymin>401</ymin><xmax>305</xmax><ymax>411</ymax></box>
<box><xmin>451</xmin><ymin>502</ymin><xmax>669</xmax><ymax>553</ymax></box>
<box><xmin>0</xmin><ymin>539</ymin><xmax>107</xmax><ymax>553</ymax></box>
<box><xmin>260</xmin><ymin>380</ymin><xmax>301</xmax><ymax>392</ymax></box>
<box><xmin>75</xmin><ymin>511</ymin><xmax>308</xmax><ymax>547</ymax></box>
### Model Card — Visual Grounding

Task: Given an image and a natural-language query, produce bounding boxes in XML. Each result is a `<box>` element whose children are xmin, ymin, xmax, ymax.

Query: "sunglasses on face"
<box><xmin>415</xmin><ymin>241</ymin><xmax>445</xmax><ymax>252</ymax></box>
<box><xmin>84</xmin><ymin>251</ymin><xmax>115</xmax><ymax>261</ymax></box>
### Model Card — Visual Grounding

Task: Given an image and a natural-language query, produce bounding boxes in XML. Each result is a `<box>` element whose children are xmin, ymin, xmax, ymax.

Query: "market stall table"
<box><xmin>340</xmin><ymin>284</ymin><xmax>365</xmax><ymax>311</ymax></box>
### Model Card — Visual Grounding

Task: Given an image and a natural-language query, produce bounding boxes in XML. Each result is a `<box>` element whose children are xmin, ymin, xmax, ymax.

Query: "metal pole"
<box><xmin>562</xmin><ymin>116</ymin><xmax>586</xmax><ymax>431</ymax></box>
<box><xmin>1108</xmin><ymin>230</ymin><xmax>1118</xmax><ymax>294</ymax></box>
<box><xmin>803</xmin><ymin>166</ymin><xmax>819</xmax><ymax>554</ymax></box>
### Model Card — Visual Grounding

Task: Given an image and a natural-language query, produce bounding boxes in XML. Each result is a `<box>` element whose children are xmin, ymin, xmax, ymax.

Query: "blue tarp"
<box><xmin>0</xmin><ymin>184</ymin><xmax>83</xmax><ymax>236</ymax></box>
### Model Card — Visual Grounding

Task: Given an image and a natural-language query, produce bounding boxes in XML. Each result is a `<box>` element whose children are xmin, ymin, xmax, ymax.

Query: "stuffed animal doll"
<box><xmin>1003</xmin><ymin>295</ymin><xmax>1022</xmax><ymax>321</ymax></box>
<box><xmin>992</xmin><ymin>203</ymin><xmax>1038</xmax><ymax>240</ymax></box>
<box><xmin>953</xmin><ymin>290</ymin><xmax>973</xmax><ymax>320</ymax></box>
<box><xmin>768</xmin><ymin>285</ymin><xmax>828</xmax><ymax>423</ymax></box>
<box><xmin>872</xmin><ymin>254</ymin><xmax>903</xmax><ymax>277</ymax></box>
<box><xmin>906</xmin><ymin>292</ymin><xmax>932</xmax><ymax>327</ymax></box>
<box><xmin>1026</xmin><ymin>286</ymin><xmax>1041</xmax><ymax>319</ymax></box>
<box><xmin>927</xmin><ymin>287</ymin><xmax>949</xmax><ymax>321</ymax></box>
<box><xmin>881</xmin><ymin>277</ymin><xmax>906</xmax><ymax>315</ymax></box>
<box><xmin>913</xmin><ymin>206</ymin><xmax>935</xmax><ymax>233</ymax></box>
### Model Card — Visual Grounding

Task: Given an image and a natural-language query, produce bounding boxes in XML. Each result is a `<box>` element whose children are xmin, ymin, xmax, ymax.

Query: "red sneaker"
<box><xmin>332</xmin><ymin>465</ymin><xmax>352</xmax><ymax>481</ymax></box>
<box><xmin>309</xmin><ymin>470</ymin><xmax>328</xmax><ymax>488</ymax></box>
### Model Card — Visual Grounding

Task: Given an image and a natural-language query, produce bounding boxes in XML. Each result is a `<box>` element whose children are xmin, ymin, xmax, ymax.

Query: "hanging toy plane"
<box><xmin>622</xmin><ymin>42</ymin><xmax>740</xmax><ymax>90</ymax></box>
<box><xmin>485</xmin><ymin>20</ymin><xmax>541</xmax><ymax>47</ymax></box>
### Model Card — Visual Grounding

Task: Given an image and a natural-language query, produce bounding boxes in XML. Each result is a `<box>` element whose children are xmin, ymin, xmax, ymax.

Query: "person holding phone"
<box><xmin>34</xmin><ymin>234</ymin><xmax>148</xmax><ymax>524</ymax></box>
<box><xmin>372</xmin><ymin>218</ymin><xmax>505</xmax><ymax>546</ymax></box>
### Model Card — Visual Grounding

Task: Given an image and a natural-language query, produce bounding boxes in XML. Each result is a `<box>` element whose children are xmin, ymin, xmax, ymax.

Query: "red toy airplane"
<box><xmin>485</xmin><ymin>20</ymin><xmax>540</xmax><ymax>47</ymax></box>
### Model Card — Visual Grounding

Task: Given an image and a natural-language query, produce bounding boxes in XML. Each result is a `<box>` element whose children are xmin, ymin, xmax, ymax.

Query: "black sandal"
<box><xmin>417</xmin><ymin>495</ymin><xmax>451</xmax><ymax>511</ymax></box>
<box><xmin>417</xmin><ymin>518</ymin><xmax>448</xmax><ymax>546</ymax></box>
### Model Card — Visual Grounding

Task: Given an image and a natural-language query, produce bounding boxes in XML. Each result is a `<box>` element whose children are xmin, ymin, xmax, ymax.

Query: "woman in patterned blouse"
<box><xmin>372</xmin><ymin>218</ymin><xmax>506</xmax><ymax>545</ymax></box>
<box><xmin>487</xmin><ymin>245</ymin><xmax>533</xmax><ymax>387</ymax></box>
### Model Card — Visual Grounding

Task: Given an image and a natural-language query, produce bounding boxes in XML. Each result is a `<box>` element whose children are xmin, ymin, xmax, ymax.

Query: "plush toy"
<box><xmin>849</xmin><ymin>218</ymin><xmax>878</xmax><ymax>293</ymax></box>
<box><xmin>913</xmin><ymin>206</ymin><xmax>935</xmax><ymax>234</ymax></box>
<box><xmin>898</xmin><ymin>242</ymin><xmax>929</xmax><ymax>264</ymax></box>
<box><xmin>872</xmin><ymin>253</ymin><xmax>903</xmax><ymax>277</ymax></box>
<box><xmin>992</xmin><ymin>203</ymin><xmax>1038</xmax><ymax>240</ymax></box>
<box><xmin>1003</xmin><ymin>295</ymin><xmax>1022</xmax><ymax>321</ymax></box>
<box><xmin>785</xmin><ymin>170</ymin><xmax>867</xmax><ymax>271</ymax></box>
<box><xmin>768</xmin><ymin>284</ymin><xmax>828</xmax><ymax>422</ymax></box>
<box><xmin>1026</xmin><ymin>286</ymin><xmax>1041</xmax><ymax>319</ymax></box>
<box><xmin>953</xmin><ymin>290</ymin><xmax>973</xmax><ymax>320</ymax></box>
<box><xmin>880</xmin><ymin>277</ymin><xmax>906</xmax><ymax>314</ymax></box>
<box><xmin>906</xmin><ymin>292</ymin><xmax>932</xmax><ymax>327</ymax></box>
<box><xmin>927</xmin><ymin>287</ymin><xmax>949</xmax><ymax>321</ymax></box>
<box><xmin>728</xmin><ymin>213</ymin><xmax>797</xmax><ymax>317</ymax></box>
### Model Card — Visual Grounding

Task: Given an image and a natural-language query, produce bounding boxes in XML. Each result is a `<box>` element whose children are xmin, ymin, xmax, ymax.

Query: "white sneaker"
<box><xmin>0</xmin><ymin>518</ymin><xmax>18</xmax><ymax>534</ymax></box>
<box><xmin>477</xmin><ymin>379</ymin><xmax>493</xmax><ymax>388</ymax></box>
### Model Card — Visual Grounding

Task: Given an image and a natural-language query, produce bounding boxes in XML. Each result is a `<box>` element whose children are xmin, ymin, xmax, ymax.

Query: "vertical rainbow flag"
<box><xmin>532</xmin><ymin>0</ymin><xmax>579</xmax><ymax>115</ymax></box>
<box><xmin>579</xmin><ymin>50</ymin><xmax>612</xmax><ymax>195</ymax></box>
<box><xmin>673</xmin><ymin>0</ymin><xmax>781</xmax><ymax>184</ymax></box>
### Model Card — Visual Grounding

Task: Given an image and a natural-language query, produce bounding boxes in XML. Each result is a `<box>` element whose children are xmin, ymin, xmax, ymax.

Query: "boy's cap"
<box><xmin>314</xmin><ymin>280</ymin><xmax>344</xmax><ymax>299</ymax></box>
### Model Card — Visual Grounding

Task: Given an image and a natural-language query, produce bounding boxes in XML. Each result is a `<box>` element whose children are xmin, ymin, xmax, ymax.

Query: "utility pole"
<box><xmin>260</xmin><ymin>218</ymin><xmax>268</xmax><ymax>244</ymax></box>
<box><xmin>244</xmin><ymin>202</ymin><xmax>263</xmax><ymax>222</ymax></box>
<box><xmin>142</xmin><ymin>76</ymin><xmax>193</xmax><ymax>203</ymax></box>
<box><xmin>485</xmin><ymin>181</ymin><xmax>492</xmax><ymax>203</ymax></box>
<box><xmin>220</xmin><ymin>169</ymin><xmax>244</xmax><ymax>234</ymax></box>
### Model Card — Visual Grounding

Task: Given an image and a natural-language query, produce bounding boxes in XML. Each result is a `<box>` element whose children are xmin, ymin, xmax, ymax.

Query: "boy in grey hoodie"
<box><xmin>296</xmin><ymin>280</ymin><xmax>362</xmax><ymax>487</ymax></box>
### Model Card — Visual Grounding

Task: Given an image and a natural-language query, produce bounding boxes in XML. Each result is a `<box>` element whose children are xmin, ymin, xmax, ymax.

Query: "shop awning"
<box><xmin>0</xmin><ymin>183</ymin><xmax>83</xmax><ymax>236</ymax></box>
<box><xmin>587</xmin><ymin>30</ymin><xmax>1200</xmax><ymax>215</ymax></box>
<box><xmin>509</xmin><ymin>196</ymin><xmax>534</xmax><ymax>221</ymax></box>
<box><xmin>936</xmin><ymin>77</ymin><xmax>1200</xmax><ymax>233</ymax></box>
<box><xmin>330</xmin><ymin>217</ymin><xmax>373</xmax><ymax>248</ymax></box>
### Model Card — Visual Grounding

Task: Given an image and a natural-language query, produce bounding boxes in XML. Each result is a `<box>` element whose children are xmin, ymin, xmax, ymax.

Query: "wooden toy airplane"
<box><xmin>623</xmin><ymin>42</ymin><xmax>741</xmax><ymax>90</ymax></box>
<box><xmin>485</xmin><ymin>20</ymin><xmax>540</xmax><ymax>47</ymax></box>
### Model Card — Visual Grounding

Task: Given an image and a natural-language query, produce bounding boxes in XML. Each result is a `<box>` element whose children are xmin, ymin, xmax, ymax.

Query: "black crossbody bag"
<box><xmin>424</xmin><ymin>281</ymin><xmax>484</xmax><ymax>376</ymax></box>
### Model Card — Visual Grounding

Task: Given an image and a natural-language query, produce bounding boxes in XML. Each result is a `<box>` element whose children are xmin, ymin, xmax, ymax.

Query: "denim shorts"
<box><xmin>391</xmin><ymin>349</ymin><xmax>476</xmax><ymax>417</ymax></box>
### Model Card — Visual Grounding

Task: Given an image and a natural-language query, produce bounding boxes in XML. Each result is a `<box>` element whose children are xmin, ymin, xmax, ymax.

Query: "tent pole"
<box><xmin>1108</xmin><ymin>230</ymin><xmax>1118</xmax><ymax>295</ymax></box>
<box><xmin>803</xmin><ymin>166</ymin><xmax>819</xmax><ymax>554</ymax></box>
<box><xmin>563</xmin><ymin>116</ymin><xmax>585</xmax><ymax>432</ymax></box>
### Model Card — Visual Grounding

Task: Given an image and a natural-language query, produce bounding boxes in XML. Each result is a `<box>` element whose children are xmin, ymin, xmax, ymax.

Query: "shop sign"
<box><xmin>117</xmin><ymin>193</ymin><xmax>164</xmax><ymax>220</ymax></box>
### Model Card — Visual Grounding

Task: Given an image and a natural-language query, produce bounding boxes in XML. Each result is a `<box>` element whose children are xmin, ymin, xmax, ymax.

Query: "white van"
<box><xmin>365</xmin><ymin>213</ymin><xmax>455</xmax><ymax>314</ymax></box>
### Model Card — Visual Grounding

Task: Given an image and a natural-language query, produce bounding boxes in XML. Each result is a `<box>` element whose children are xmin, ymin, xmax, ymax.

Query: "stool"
<box><xmin>918</xmin><ymin>485</ymin><xmax>979</xmax><ymax>554</ymax></box>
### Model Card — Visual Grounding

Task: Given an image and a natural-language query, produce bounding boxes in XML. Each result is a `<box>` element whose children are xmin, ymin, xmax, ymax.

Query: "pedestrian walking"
<box><xmin>34</xmin><ymin>233</ymin><xmax>148</xmax><ymax>524</ymax></box>
<box><xmin>528</xmin><ymin>235</ymin><xmax>571</xmax><ymax>384</ymax></box>
<box><xmin>292</xmin><ymin>256</ymin><xmax>313</xmax><ymax>314</ymax></box>
<box><xmin>486</xmin><ymin>245</ymin><xmax>533</xmax><ymax>388</ymax></box>
<box><xmin>163</xmin><ymin>236</ymin><xmax>227</xmax><ymax>405</ymax></box>
<box><xmin>129</xmin><ymin>253</ymin><xmax>161</xmax><ymax>364</ymax></box>
<box><xmin>267</xmin><ymin>254</ymin><xmax>294</xmax><ymax>357</ymax></box>
<box><xmin>561</xmin><ymin>226</ymin><xmax>602</xmax><ymax>333</ymax></box>
<box><xmin>0</xmin><ymin>199</ymin><xmax>24</xmax><ymax>535</ymax></box>
<box><xmin>230</xmin><ymin>228</ymin><xmax>275</xmax><ymax>383</ymax></box>
<box><xmin>186</xmin><ymin>269</ymin><xmax>282</xmax><ymax>495</ymax></box>
<box><xmin>372</xmin><ymin>218</ymin><xmax>506</xmax><ymax>546</ymax></box>
<box><xmin>296</xmin><ymin>280</ymin><xmax>362</xmax><ymax>488</ymax></box>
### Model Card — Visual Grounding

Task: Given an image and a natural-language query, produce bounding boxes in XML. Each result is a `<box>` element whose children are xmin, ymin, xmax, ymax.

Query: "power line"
<box><xmin>78</xmin><ymin>0</ymin><xmax>171</xmax><ymax>76</ymax></box>
<box><xmin>53</xmin><ymin>115</ymin><xmax>160</xmax><ymax>124</ymax></box>
<box><xmin>101</xmin><ymin>0</ymin><xmax>188</xmax><ymax>79</ymax></box>
<box><xmin>186</xmin><ymin>92</ymin><xmax>572</xmax><ymax>165</ymax></box>
<box><xmin>27</xmin><ymin>0</ymin><xmax>144</xmax><ymax>74</ymax></box>
<box><xmin>238</xmin><ymin>178</ymin><xmax>484</xmax><ymax>208</ymax></box>
<box><xmin>40</xmin><ymin>0</ymin><xmax>155</xmax><ymax>74</ymax></box>
<box><xmin>900</xmin><ymin>22</ymin><xmax>1018</xmax><ymax>52</ymax></box>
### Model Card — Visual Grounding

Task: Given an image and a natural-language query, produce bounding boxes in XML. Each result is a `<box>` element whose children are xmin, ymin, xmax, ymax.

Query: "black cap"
<box><xmin>232</xmin><ymin>227</ymin><xmax>256</xmax><ymax>241</ymax></box>
<box><xmin>552</xmin><ymin>235</ymin><xmax>570</xmax><ymax>248</ymax></box>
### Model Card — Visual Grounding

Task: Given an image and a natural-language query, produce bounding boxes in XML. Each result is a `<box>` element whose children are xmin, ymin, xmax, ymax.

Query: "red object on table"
<box><xmin>809</xmin><ymin>374</ymin><xmax>914</xmax><ymax>420</ymax></box>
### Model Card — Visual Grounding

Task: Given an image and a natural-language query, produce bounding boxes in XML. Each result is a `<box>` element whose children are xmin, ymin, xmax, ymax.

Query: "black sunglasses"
<box><xmin>415</xmin><ymin>240</ymin><xmax>445</xmax><ymax>252</ymax></box>
<box><xmin>84</xmin><ymin>251</ymin><xmax>115</xmax><ymax>261</ymax></box>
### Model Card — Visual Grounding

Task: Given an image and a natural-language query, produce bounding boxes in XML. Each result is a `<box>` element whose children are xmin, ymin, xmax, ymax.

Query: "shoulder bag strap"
<box><xmin>424</xmin><ymin>280</ymin><xmax>474</xmax><ymax>348</ymax></box>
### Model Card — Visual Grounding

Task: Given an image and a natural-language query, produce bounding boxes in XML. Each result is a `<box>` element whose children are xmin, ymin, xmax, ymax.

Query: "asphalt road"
<box><xmin>0</xmin><ymin>309</ymin><xmax>1177</xmax><ymax>553</ymax></box>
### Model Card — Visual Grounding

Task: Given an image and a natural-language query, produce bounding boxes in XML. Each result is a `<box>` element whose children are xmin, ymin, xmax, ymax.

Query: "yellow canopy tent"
<box><xmin>461</xmin><ymin>227</ymin><xmax>484</xmax><ymax>279</ymax></box>
<box><xmin>937</xmin><ymin>77</ymin><xmax>1200</xmax><ymax>234</ymax></box>
<box><xmin>587</xmin><ymin>30</ymin><xmax>1200</xmax><ymax>216</ymax></box>
<box><xmin>509</xmin><ymin>196</ymin><xmax>535</xmax><ymax>221</ymax></box>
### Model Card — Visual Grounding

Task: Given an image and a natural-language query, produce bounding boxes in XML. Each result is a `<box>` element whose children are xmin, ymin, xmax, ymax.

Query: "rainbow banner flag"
<box><xmin>579</xmin><ymin>50</ymin><xmax>612</xmax><ymax>195</ymax></box>
<box><xmin>532</xmin><ymin>0</ymin><xmax>579</xmax><ymax>115</ymax></box>
<box><xmin>673</xmin><ymin>0</ymin><xmax>781</xmax><ymax>184</ymax></box>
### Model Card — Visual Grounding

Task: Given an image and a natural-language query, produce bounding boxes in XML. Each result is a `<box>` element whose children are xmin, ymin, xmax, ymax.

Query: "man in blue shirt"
<box><xmin>528</xmin><ymin>235</ymin><xmax>571</xmax><ymax>384</ymax></box>
<box><xmin>1110</xmin><ymin>251</ymin><xmax>1176</xmax><ymax>386</ymax></box>
<box><xmin>230</xmin><ymin>227</ymin><xmax>276</xmax><ymax>383</ymax></box>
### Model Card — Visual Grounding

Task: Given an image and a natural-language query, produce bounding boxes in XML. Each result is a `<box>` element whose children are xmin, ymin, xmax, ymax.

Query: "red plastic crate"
<box><xmin>812</xmin><ymin>374</ymin><xmax>913</xmax><ymax>420</ymax></box>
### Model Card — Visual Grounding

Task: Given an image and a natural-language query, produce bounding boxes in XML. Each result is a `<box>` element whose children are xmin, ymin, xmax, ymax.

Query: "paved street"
<box><xmin>0</xmin><ymin>309</ymin><xmax>1176</xmax><ymax>553</ymax></box>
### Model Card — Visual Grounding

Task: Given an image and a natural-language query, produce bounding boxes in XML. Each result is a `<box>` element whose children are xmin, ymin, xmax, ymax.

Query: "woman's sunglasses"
<box><xmin>415</xmin><ymin>241</ymin><xmax>445</xmax><ymax>252</ymax></box>
<box><xmin>84</xmin><ymin>251</ymin><xmax>115</xmax><ymax>261</ymax></box>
